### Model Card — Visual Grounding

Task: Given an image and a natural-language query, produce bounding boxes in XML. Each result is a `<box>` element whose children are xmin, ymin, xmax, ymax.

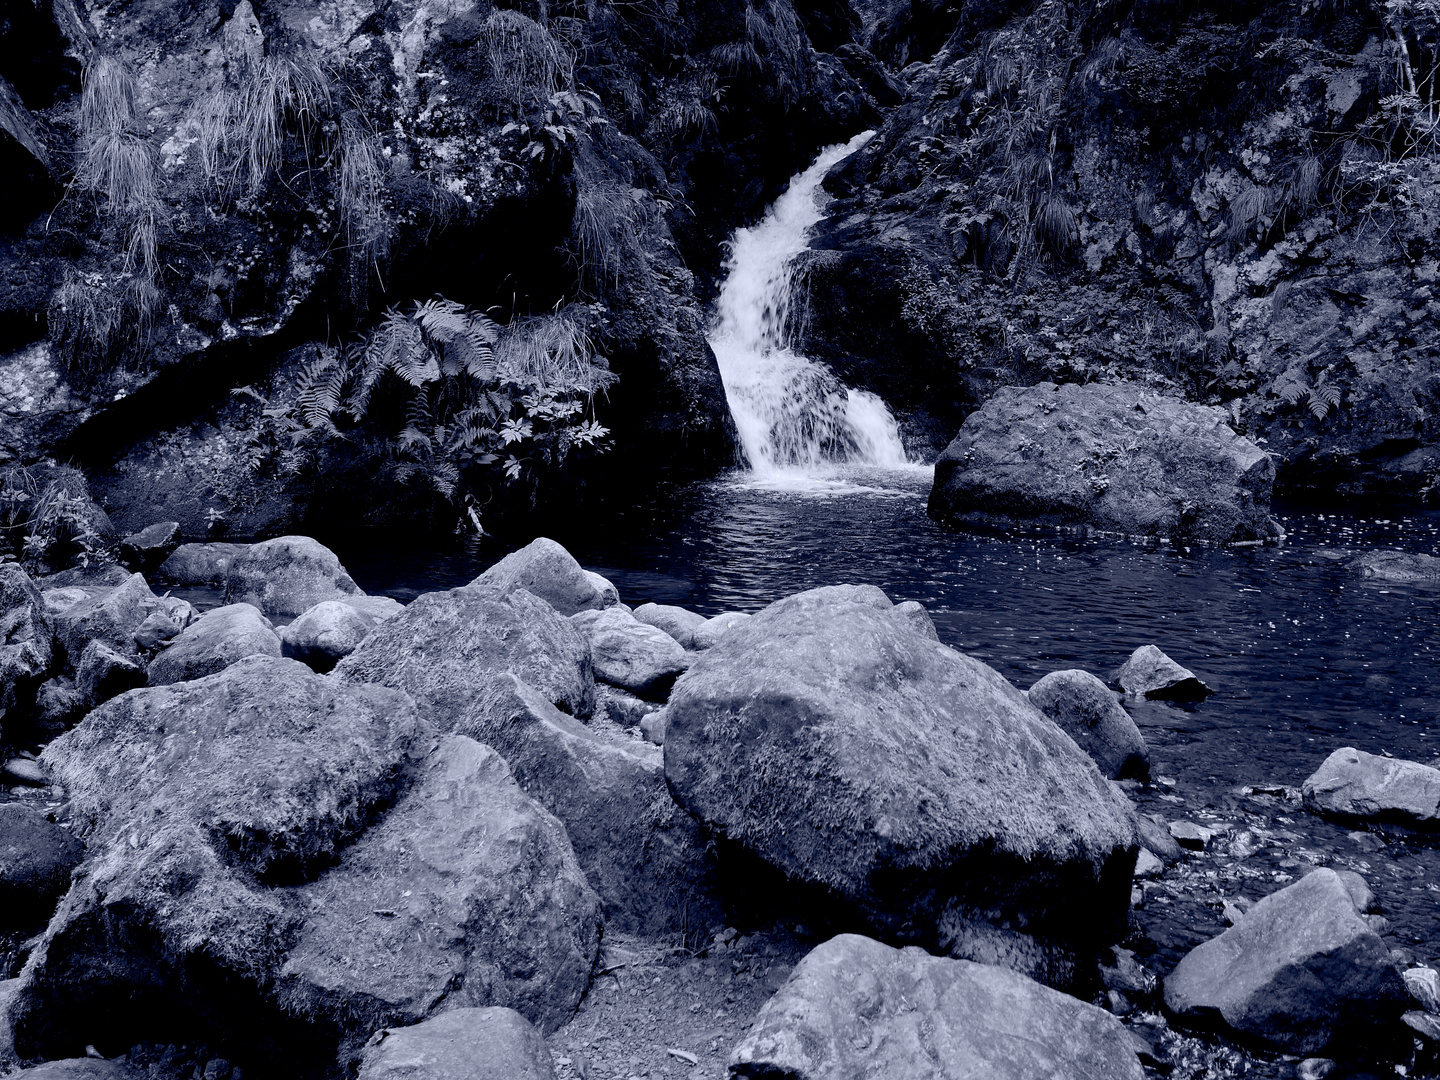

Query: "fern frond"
<box><xmin>1279</xmin><ymin>384</ymin><xmax>1306</xmax><ymax>406</ymax></box>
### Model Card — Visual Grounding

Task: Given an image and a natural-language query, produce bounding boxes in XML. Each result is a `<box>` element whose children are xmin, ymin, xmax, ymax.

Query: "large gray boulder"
<box><xmin>689</xmin><ymin>610</ymin><xmax>752</xmax><ymax>651</ymax></box>
<box><xmin>927</xmin><ymin>381</ymin><xmax>1275</xmax><ymax>543</ymax></box>
<box><xmin>48</xmin><ymin>573</ymin><xmax>151</xmax><ymax>670</ymax></box>
<box><xmin>156</xmin><ymin>543</ymin><xmax>248</xmax><ymax>586</ymax></box>
<box><xmin>1028</xmin><ymin>669</ymin><xmax>1149</xmax><ymax>780</ymax></box>
<box><xmin>1302</xmin><ymin>747</ymin><xmax>1440</xmax><ymax>827</ymax></box>
<box><xmin>334</xmin><ymin>584</ymin><xmax>594</xmax><ymax>727</ymax></box>
<box><xmin>570</xmin><ymin>607</ymin><xmax>689</xmax><ymax>699</ymax></box>
<box><xmin>0</xmin><ymin>563</ymin><xmax>53</xmax><ymax>724</ymax></box>
<box><xmin>74</xmin><ymin>640</ymin><xmax>145</xmax><ymax>708</ymax></box>
<box><xmin>0</xmin><ymin>805</ymin><xmax>83</xmax><ymax>929</ymax></box>
<box><xmin>730</xmin><ymin>933</ymin><xmax>1144</xmax><ymax>1080</ymax></box>
<box><xmin>9</xmin><ymin>657</ymin><xmax>598</xmax><ymax>1072</ymax></box>
<box><xmin>357</xmin><ymin>1007</ymin><xmax>557</xmax><ymax>1080</ymax></box>
<box><xmin>224</xmin><ymin>536</ymin><xmax>362</xmax><ymax>618</ymax></box>
<box><xmin>665</xmin><ymin>584</ymin><xmax>1138</xmax><ymax>975</ymax></box>
<box><xmin>146</xmin><ymin>603</ymin><xmax>281</xmax><ymax>686</ymax></box>
<box><xmin>631</xmin><ymin>602</ymin><xmax>707</xmax><ymax>649</ymax></box>
<box><xmin>281</xmin><ymin>600</ymin><xmax>381</xmax><ymax>672</ymax></box>
<box><xmin>463</xmin><ymin>675</ymin><xmax>721</xmax><ymax>937</ymax></box>
<box><xmin>1164</xmin><ymin>868</ymin><xmax>1408</xmax><ymax>1052</ymax></box>
<box><xmin>471</xmin><ymin>538</ymin><xmax>616</xmax><ymax>616</ymax></box>
<box><xmin>1110</xmin><ymin>644</ymin><xmax>1212</xmax><ymax>700</ymax></box>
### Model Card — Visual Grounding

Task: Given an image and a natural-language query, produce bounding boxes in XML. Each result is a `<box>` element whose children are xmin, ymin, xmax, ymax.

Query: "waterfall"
<box><xmin>709</xmin><ymin>132</ymin><xmax>910</xmax><ymax>477</ymax></box>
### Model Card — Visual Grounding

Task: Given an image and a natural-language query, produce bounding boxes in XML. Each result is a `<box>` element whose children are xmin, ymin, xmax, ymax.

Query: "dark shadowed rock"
<box><xmin>1164</xmin><ymin>868</ymin><xmax>1408</xmax><ymax>1052</ymax></box>
<box><xmin>146</xmin><ymin>604</ymin><xmax>281</xmax><ymax>687</ymax></box>
<box><xmin>334</xmin><ymin>584</ymin><xmax>593</xmax><ymax>726</ymax></box>
<box><xmin>1346</xmin><ymin>550</ymin><xmax>1440</xmax><ymax>584</ymax></box>
<box><xmin>571</xmin><ymin>607</ymin><xmax>689</xmax><ymax>699</ymax></box>
<box><xmin>281</xmin><ymin>600</ymin><xmax>380</xmax><ymax>672</ymax></box>
<box><xmin>594</xmin><ymin>683</ymin><xmax>658</xmax><ymax>727</ymax></box>
<box><xmin>357</xmin><ymin>1007</ymin><xmax>557</xmax><ymax>1080</ymax></box>
<box><xmin>0</xmin><ymin>562</ymin><xmax>53</xmax><ymax>724</ymax></box>
<box><xmin>689</xmin><ymin>611</ymin><xmax>752</xmax><ymax>651</ymax></box>
<box><xmin>75</xmin><ymin>640</ymin><xmax>145</xmax><ymax>708</ymax></box>
<box><xmin>1028</xmin><ymin>669</ymin><xmax>1149</xmax><ymax>780</ymax></box>
<box><xmin>116</xmin><ymin>522</ymin><xmax>181</xmax><ymax>574</ymax></box>
<box><xmin>631</xmin><ymin>603</ymin><xmax>707</xmax><ymax>650</ymax></box>
<box><xmin>462</xmin><ymin>675</ymin><xmax>720</xmax><ymax>938</ymax></box>
<box><xmin>928</xmin><ymin>382</ymin><xmax>1275</xmax><ymax>543</ymax></box>
<box><xmin>224</xmin><ymin>536</ymin><xmax>361</xmax><ymax>618</ymax></box>
<box><xmin>730</xmin><ymin>933</ymin><xmax>1144</xmax><ymax>1080</ymax></box>
<box><xmin>1110</xmin><ymin>645</ymin><xmax>1212</xmax><ymax>700</ymax></box>
<box><xmin>472</xmin><ymin>538</ymin><xmax>616</xmax><ymax>616</ymax></box>
<box><xmin>0</xmin><ymin>805</ymin><xmax>83</xmax><ymax>929</ymax></box>
<box><xmin>156</xmin><ymin>543</ymin><xmax>249</xmax><ymax>586</ymax></box>
<box><xmin>1302</xmin><ymin>747</ymin><xmax>1440</xmax><ymax>827</ymax></box>
<box><xmin>665</xmin><ymin>584</ymin><xmax>1137</xmax><ymax>975</ymax></box>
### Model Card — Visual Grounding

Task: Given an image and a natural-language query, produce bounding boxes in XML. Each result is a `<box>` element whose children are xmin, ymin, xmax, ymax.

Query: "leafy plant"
<box><xmin>0</xmin><ymin>466</ymin><xmax>109</xmax><ymax>573</ymax></box>
<box><xmin>1280</xmin><ymin>377</ymin><xmax>1342</xmax><ymax>419</ymax></box>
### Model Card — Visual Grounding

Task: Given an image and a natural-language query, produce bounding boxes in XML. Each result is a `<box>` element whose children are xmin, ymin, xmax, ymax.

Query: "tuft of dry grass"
<box><xmin>481</xmin><ymin>10</ymin><xmax>575</xmax><ymax>113</ymax></box>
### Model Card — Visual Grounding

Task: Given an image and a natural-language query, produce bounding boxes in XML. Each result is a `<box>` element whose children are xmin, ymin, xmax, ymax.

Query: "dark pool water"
<box><xmin>330</xmin><ymin>466</ymin><xmax>1440</xmax><ymax>996</ymax></box>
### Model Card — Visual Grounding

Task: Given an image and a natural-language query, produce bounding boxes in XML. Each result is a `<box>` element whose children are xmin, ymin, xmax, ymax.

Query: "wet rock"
<box><xmin>1164</xmin><ymin>867</ymin><xmax>1408</xmax><ymax>1052</ymax></box>
<box><xmin>927</xmin><ymin>382</ymin><xmax>1275</xmax><ymax>543</ymax></box>
<box><xmin>116</xmin><ymin>522</ymin><xmax>181</xmax><ymax>574</ymax></box>
<box><xmin>0</xmin><ymin>562</ymin><xmax>53</xmax><ymax>725</ymax></box>
<box><xmin>224</xmin><ymin>536</ymin><xmax>362</xmax><ymax>618</ymax></box>
<box><xmin>595</xmin><ymin>683</ymin><xmax>657</xmax><ymax>727</ymax></box>
<box><xmin>1169</xmin><ymin>821</ymin><xmax>1214</xmax><ymax>851</ymax></box>
<box><xmin>75</xmin><ymin>639</ymin><xmax>146</xmax><ymax>708</ymax></box>
<box><xmin>3</xmin><ymin>758</ymin><xmax>46</xmax><ymax>785</ymax></box>
<box><xmin>280</xmin><ymin>600</ymin><xmax>378</xmax><ymax>673</ymax></box>
<box><xmin>333</xmin><ymin>584</ymin><xmax>594</xmax><ymax>728</ymax></box>
<box><xmin>1404</xmin><ymin>1011</ymin><xmax>1440</xmax><ymax>1042</ymax></box>
<box><xmin>1110</xmin><ymin>645</ymin><xmax>1212</xmax><ymax>700</ymax></box>
<box><xmin>729</xmin><ymin>933</ymin><xmax>1144</xmax><ymax>1080</ymax></box>
<box><xmin>631</xmin><ymin>603</ymin><xmax>706</xmax><ymax>650</ymax></box>
<box><xmin>1099</xmin><ymin>948</ymin><xmax>1156</xmax><ymax>997</ymax></box>
<box><xmin>357</xmin><ymin>1007</ymin><xmax>558</xmax><ymax>1080</ymax></box>
<box><xmin>156</xmin><ymin>543</ymin><xmax>249</xmax><ymax>586</ymax></box>
<box><xmin>131</xmin><ymin>610</ymin><xmax>182</xmax><ymax>651</ymax></box>
<box><xmin>689</xmin><ymin>611</ymin><xmax>752</xmax><ymax>651</ymax></box>
<box><xmin>1301</xmin><ymin>747</ymin><xmax>1440</xmax><ymax>827</ymax></box>
<box><xmin>1136</xmin><ymin>812</ymin><xmax>1184</xmax><ymax>863</ymax></box>
<box><xmin>471</xmin><ymin>538</ymin><xmax>615</xmax><ymax>616</ymax></box>
<box><xmin>31</xmin><ymin>677</ymin><xmax>80</xmax><ymax>734</ymax></box>
<box><xmin>571</xmin><ymin>607</ymin><xmax>689</xmax><ymax>700</ymax></box>
<box><xmin>280</xmin><ymin>735</ymin><xmax>601</xmax><ymax>1047</ymax></box>
<box><xmin>1297</xmin><ymin>1060</ymin><xmax>1338</xmax><ymax>1080</ymax></box>
<box><xmin>1028</xmin><ymin>668</ymin><xmax>1149</xmax><ymax>780</ymax></box>
<box><xmin>49</xmin><ymin>574</ymin><xmax>154</xmax><ymax>670</ymax></box>
<box><xmin>1346</xmin><ymin>550</ymin><xmax>1440</xmax><ymax>584</ymax></box>
<box><xmin>1134</xmin><ymin>849</ymin><xmax>1164</xmax><ymax>878</ymax></box>
<box><xmin>0</xmin><ymin>804</ymin><xmax>83</xmax><ymax>928</ymax></box>
<box><xmin>146</xmin><ymin>603</ymin><xmax>281</xmax><ymax>687</ymax></box>
<box><xmin>1406</xmin><ymin>966</ymin><xmax>1440</xmax><ymax>1013</ymax></box>
<box><xmin>665</xmin><ymin>584</ymin><xmax>1137</xmax><ymax>974</ymax></box>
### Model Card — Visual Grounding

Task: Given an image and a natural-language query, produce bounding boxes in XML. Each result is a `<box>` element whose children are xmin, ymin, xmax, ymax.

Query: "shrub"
<box><xmin>0</xmin><ymin>465</ymin><xmax>110</xmax><ymax>573</ymax></box>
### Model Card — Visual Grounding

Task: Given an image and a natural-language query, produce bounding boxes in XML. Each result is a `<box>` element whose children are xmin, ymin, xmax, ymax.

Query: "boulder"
<box><xmin>1302</xmin><ymin>747</ymin><xmax>1440</xmax><ymax>827</ymax></box>
<box><xmin>1346</xmin><ymin>550</ymin><xmax>1440</xmax><ymax>584</ymax></box>
<box><xmin>49</xmin><ymin>574</ymin><xmax>153</xmax><ymax>670</ymax></box>
<box><xmin>146</xmin><ymin>603</ymin><xmax>281</xmax><ymax>686</ymax></box>
<box><xmin>1404</xmin><ymin>966</ymin><xmax>1440</xmax><ymax>1013</ymax></box>
<box><xmin>75</xmin><ymin>640</ymin><xmax>146</xmax><ymax>708</ymax></box>
<box><xmin>927</xmin><ymin>381</ymin><xmax>1275</xmax><ymax>543</ymax></box>
<box><xmin>10</xmin><ymin>658</ymin><xmax>599</xmax><ymax>1070</ymax></box>
<box><xmin>689</xmin><ymin>610</ymin><xmax>752</xmax><ymax>651</ymax></box>
<box><xmin>345</xmin><ymin>594</ymin><xmax>405</xmax><ymax>622</ymax></box>
<box><xmin>131</xmin><ymin>609</ymin><xmax>183</xmax><ymax>651</ymax></box>
<box><xmin>631</xmin><ymin>602</ymin><xmax>707</xmax><ymax>649</ymax></box>
<box><xmin>462</xmin><ymin>675</ymin><xmax>721</xmax><ymax>937</ymax></box>
<box><xmin>281</xmin><ymin>600</ymin><xmax>379</xmax><ymax>672</ymax></box>
<box><xmin>0</xmin><ymin>804</ymin><xmax>83</xmax><ymax>928</ymax></box>
<box><xmin>156</xmin><ymin>543</ymin><xmax>249</xmax><ymax>586</ymax></box>
<box><xmin>224</xmin><ymin>536</ymin><xmax>362</xmax><ymax>618</ymax></box>
<box><xmin>3</xmin><ymin>757</ymin><xmax>46</xmax><ymax>785</ymax></box>
<box><xmin>594</xmin><ymin>683</ymin><xmax>658</xmax><ymax>727</ymax></box>
<box><xmin>357</xmin><ymin>1007</ymin><xmax>557</xmax><ymax>1080</ymax></box>
<box><xmin>471</xmin><ymin>538</ymin><xmax>615</xmax><ymax>616</ymax></box>
<box><xmin>1028</xmin><ymin>669</ymin><xmax>1149</xmax><ymax>780</ymax></box>
<box><xmin>11</xmin><ymin>1063</ymin><xmax>145</xmax><ymax>1079</ymax></box>
<box><xmin>116</xmin><ymin>522</ymin><xmax>181</xmax><ymax>573</ymax></box>
<box><xmin>0</xmin><ymin>562</ymin><xmax>53</xmax><ymax>723</ymax></box>
<box><xmin>1109</xmin><ymin>645</ymin><xmax>1211</xmax><ymax>700</ymax></box>
<box><xmin>1136</xmin><ymin>813</ymin><xmax>1183</xmax><ymax>864</ymax></box>
<box><xmin>571</xmin><ymin>607</ymin><xmax>689</xmax><ymax>699</ymax></box>
<box><xmin>665</xmin><ymin>584</ymin><xmax>1138</xmax><ymax>973</ymax></box>
<box><xmin>333</xmin><ymin>584</ymin><xmax>593</xmax><ymax>728</ymax></box>
<box><xmin>1164</xmin><ymin>868</ymin><xmax>1408</xmax><ymax>1052</ymax></box>
<box><xmin>730</xmin><ymin>933</ymin><xmax>1144</xmax><ymax>1080</ymax></box>
<box><xmin>30</xmin><ymin>677</ymin><xmax>80</xmax><ymax>735</ymax></box>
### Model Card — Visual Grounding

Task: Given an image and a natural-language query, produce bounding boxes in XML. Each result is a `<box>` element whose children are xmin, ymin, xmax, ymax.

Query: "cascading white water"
<box><xmin>709</xmin><ymin>132</ymin><xmax>910</xmax><ymax>477</ymax></box>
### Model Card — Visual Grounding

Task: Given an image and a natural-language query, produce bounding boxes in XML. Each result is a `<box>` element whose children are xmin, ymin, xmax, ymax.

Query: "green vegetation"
<box><xmin>0</xmin><ymin>466</ymin><xmax>109</xmax><ymax>573</ymax></box>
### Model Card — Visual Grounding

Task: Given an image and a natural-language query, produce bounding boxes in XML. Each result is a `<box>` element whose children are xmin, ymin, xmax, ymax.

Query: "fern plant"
<box><xmin>1279</xmin><ymin>378</ymin><xmax>1342</xmax><ymax>420</ymax></box>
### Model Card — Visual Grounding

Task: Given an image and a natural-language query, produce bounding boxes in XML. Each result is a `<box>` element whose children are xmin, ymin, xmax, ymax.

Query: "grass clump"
<box><xmin>197</xmin><ymin>55</ymin><xmax>333</xmax><ymax>195</ymax></box>
<box><xmin>482</xmin><ymin>10</ymin><xmax>577</xmax><ymax>116</ymax></box>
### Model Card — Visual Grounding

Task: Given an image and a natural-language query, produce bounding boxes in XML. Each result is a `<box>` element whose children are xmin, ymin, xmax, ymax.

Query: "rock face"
<box><xmin>571</xmin><ymin>607</ymin><xmax>689</xmax><ymax>699</ymax></box>
<box><xmin>0</xmin><ymin>562</ymin><xmax>54</xmax><ymax>725</ymax></box>
<box><xmin>927</xmin><ymin>382</ymin><xmax>1275</xmax><ymax>543</ymax></box>
<box><xmin>730</xmin><ymin>933</ymin><xmax>1144</xmax><ymax>1080</ymax></box>
<box><xmin>1164</xmin><ymin>868</ymin><xmax>1408</xmax><ymax>1052</ymax></box>
<box><xmin>156</xmin><ymin>544</ymin><xmax>249</xmax><ymax>586</ymax></box>
<box><xmin>1028</xmin><ymin>669</ymin><xmax>1149</xmax><ymax>780</ymax></box>
<box><xmin>10</xmin><ymin>657</ymin><xmax>598</xmax><ymax>1072</ymax></box>
<box><xmin>462</xmin><ymin>675</ymin><xmax>721</xmax><ymax>938</ymax></box>
<box><xmin>472</xmin><ymin>538</ymin><xmax>617</xmax><ymax>616</ymax></box>
<box><xmin>0</xmin><ymin>805</ymin><xmax>83</xmax><ymax>929</ymax></box>
<box><xmin>357</xmin><ymin>1007</ymin><xmax>557</xmax><ymax>1080</ymax></box>
<box><xmin>224</xmin><ymin>536</ymin><xmax>362</xmax><ymax>618</ymax></box>
<box><xmin>146</xmin><ymin>604</ymin><xmax>282</xmax><ymax>686</ymax></box>
<box><xmin>280</xmin><ymin>600</ymin><xmax>380</xmax><ymax>672</ymax></box>
<box><xmin>334</xmin><ymin>583</ymin><xmax>594</xmax><ymax>727</ymax></box>
<box><xmin>1302</xmin><ymin>747</ymin><xmax>1440</xmax><ymax>827</ymax></box>
<box><xmin>664</xmin><ymin>584</ymin><xmax>1138</xmax><ymax>973</ymax></box>
<box><xmin>631</xmin><ymin>603</ymin><xmax>706</xmax><ymax>649</ymax></box>
<box><xmin>1110</xmin><ymin>645</ymin><xmax>1212</xmax><ymax>700</ymax></box>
